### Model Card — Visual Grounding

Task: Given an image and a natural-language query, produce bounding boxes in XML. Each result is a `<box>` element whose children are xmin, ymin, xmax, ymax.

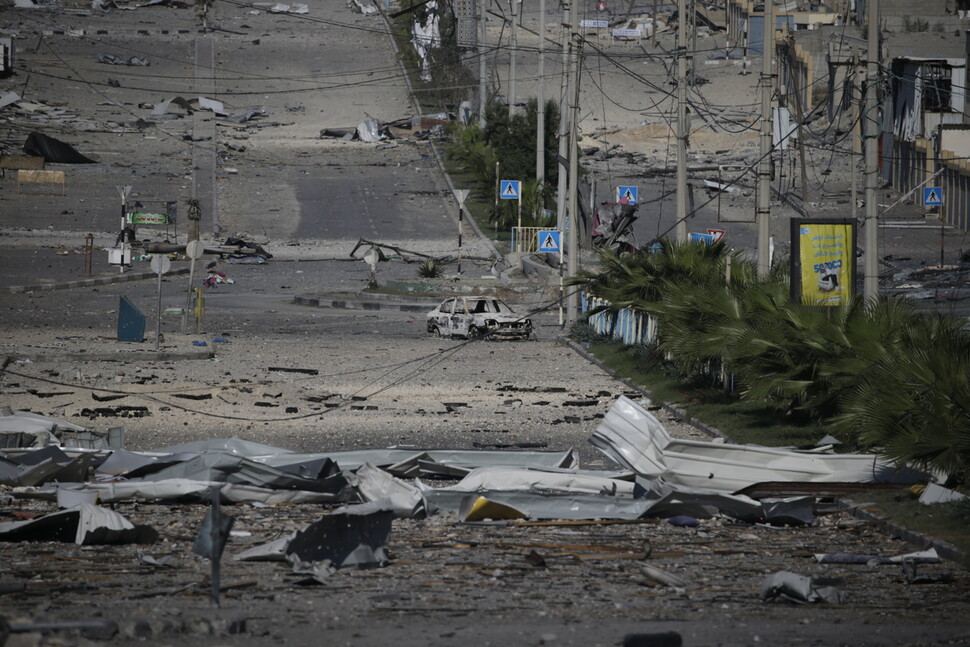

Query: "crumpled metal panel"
<box><xmin>354</xmin><ymin>463</ymin><xmax>429</xmax><ymax>518</ymax></box>
<box><xmin>136</xmin><ymin>452</ymin><xmax>351</xmax><ymax>496</ymax></box>
<box><xmin>285</xmin><ymin>501</ymin><xmax>395</xmax><ymax>578</ymax></box>
<box><xmin>594</xmin><ymin>396</ymin><xmax>923</xmax><ymax>492</ymax></box>
<box><xmin>0</xmin><ymin>502</ymin><xmax>157</xmax><ymax>545</ymax></box>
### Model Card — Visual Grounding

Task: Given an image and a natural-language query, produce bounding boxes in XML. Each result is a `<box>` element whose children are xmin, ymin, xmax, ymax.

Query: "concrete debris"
<box><xmin>347</xmin><ymin>0</ymin><xmax>376</xmax><ymax>15</ymax></box>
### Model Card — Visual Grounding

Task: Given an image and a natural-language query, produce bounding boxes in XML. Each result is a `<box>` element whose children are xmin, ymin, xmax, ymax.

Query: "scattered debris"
<box><xmin>96</xmin><ymin>53</ymin><xmax>150</xmax><ymax>66</ymax></box>
<box><xmin>760</xmin><ymin>570</ymin><xmax>844</xmax><ymax>604</ymax></box>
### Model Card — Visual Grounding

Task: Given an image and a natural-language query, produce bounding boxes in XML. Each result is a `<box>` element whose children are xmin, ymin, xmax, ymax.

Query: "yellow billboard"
<box><xmin>790</xmin><ymin>218</ymin><xmax>856</xmax><ymax>306</ymax></box>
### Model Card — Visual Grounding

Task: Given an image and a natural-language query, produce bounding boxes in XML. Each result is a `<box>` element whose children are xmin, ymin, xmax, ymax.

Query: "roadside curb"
<box><xmin>841</xmin><ymin>501</ymin><xmax>966</xmax><ymax>564</ymax></box>
<box><xmin>564</xmin><ymin>339</ymin><xmax>725</xmax><ymax>440</ymax></box>
<box><xmin>293</xmin><ymin>294</ymin><xmax>434</xmax><ymax>312</ymax></box>
<box><xmin>1</xmin><ymin>268</ymin><xmax>191</xmax><ymax>294</ymax></box>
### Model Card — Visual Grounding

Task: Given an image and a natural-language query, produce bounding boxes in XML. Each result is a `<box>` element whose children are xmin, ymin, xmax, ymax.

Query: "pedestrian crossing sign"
<box><xmin>923</xmin><ymin>187</ymin><xmax>943</xmax><ymax>206</ymax></box>
<box><xmin>616</xmin><ymin>185</ymin><xmax>638</xmax><ymax>204</ymax></box>
<box><xmin>500</xmin><ymin>180</ymin><xmax>521</xmax><ymax>200</ymax></box>
<box><xmin>538</xmin><ymin>229</ymin><xmax>561</xmax><ymax>253</ymax></box>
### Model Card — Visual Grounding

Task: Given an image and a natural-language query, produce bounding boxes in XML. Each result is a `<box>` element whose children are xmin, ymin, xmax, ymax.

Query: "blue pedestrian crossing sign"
<box><xmin>616</xmin><ymin>185</ymin><xmax>638</xmax><ymax>204</ymax></box>
<box><xmin>500</xmin><ymin>180</ymin><xmax>521</xmax><ymax>200</ymax></box>
<box><xmin>538</xmin><ymin>229</ymin><xmax>561</xmax><ymax>253</ymax></box>
<box><xmin>923</xmin><ymin>187</ymin><xmax>943</xmax><ymax>206</ymax></box>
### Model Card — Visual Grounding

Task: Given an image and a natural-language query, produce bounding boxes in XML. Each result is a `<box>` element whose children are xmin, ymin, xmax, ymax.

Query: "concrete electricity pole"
<box><xmin>675</xmin><ymin>0</ymin><xmax>688</xmax><ymax>242</ymax></box>
<box><xmin>479</xmin><ymin>0</ymin><xmax>487</xmax><ymax>130</ymax></box>
<box><xmin>556</xmin><ymin>2</ymin><xmax>569</xmax><ymax>232</ymax></box>
<box><xmin>566</xmin><ymin>0</ymin><xmax>580</xmax><ymax>323</ymax></box>
<box><xmin>508</xmin><ymin>0</ymin><xmax>517</xmax><ymax>117</ymax></box>
<box><xmin>756</xmin><ymin>0</ymin><xmax>775</xmax><ymax>277</ymax></box>
<box><xmin>863</xmin><ymin>0</ymin><xmax>880</xmax><ymax>300</ymax></box>
<box><xmin>536</xmin><ymin>0</ymin><xmax>546</xmax><ymax>187</ymax></box>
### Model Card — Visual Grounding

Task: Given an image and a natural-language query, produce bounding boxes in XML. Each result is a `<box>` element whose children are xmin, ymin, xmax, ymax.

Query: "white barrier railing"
<box><xmin>582</xmin><ymin>294</ymin><xmax>657</xmax><ymax>346</ymax></box>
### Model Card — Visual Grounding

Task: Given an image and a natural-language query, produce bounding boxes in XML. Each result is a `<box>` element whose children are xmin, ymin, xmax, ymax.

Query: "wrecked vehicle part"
<box><xmin>0</xmin><ymin>502</ymin><xmax>157</xmax><ymax>545</ymax></box>
<box><xmin>285</xmin><ymin>501</ymin><xmax>395</xmax><ymax>577</ymax></box>
<box><xmin>595</xmin><ymin>396</ymin><xmax>925</xmax><ymax>491</ymax></box>
<box><xmin>760</xmin><ymin>570</ymin><xmax>844</xmax><ymax>604</ymax></box>
<box><xmin>354</xmin><ymin>462</ymin><xmax>430</xmax><ymax>518</ymax></box>
<box><xmin>426</xmin><ymin>296</ymin><xmax>533</xmax><ymax>340</ymax></box>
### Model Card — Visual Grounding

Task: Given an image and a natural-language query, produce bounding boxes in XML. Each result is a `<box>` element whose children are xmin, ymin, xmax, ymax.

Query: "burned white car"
<box><xmin>426</xmin><ymin>296</ymin><xmax>533</xmax><ymax>340</ymax></box>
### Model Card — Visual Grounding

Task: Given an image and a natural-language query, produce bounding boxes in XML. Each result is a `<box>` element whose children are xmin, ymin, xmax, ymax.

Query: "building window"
<box><xmin>921</xmin><ymin>65</ymin><xmax>952</xmax><ymax>113</ymax></box>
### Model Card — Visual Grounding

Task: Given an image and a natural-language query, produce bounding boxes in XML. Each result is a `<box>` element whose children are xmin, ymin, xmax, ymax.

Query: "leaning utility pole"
<box><xmin>756</xmin><ymin>0</ymin><xmax>774</xmax><ymax>277</ymax></box>
<box><xmin>675</xmin><ymin>0</ymin><xmax>688</xmax><ymax>242</ymax></box>
<box><xmin>509</xmin><ymin>0</ymin><xmax>517</xmax><ymax>117</ymax></box>
<box><xmin>566</xmin><ymin>0</ymin><xmax>580</xmax><ymax>323</ymax></box>
<box><xmin>536</xmin><ymin>0</ymin><xmax>546</xmax><ymax>186</ymax></box>
<box><xmin>479</xmin><ymin>0</ymin><xmax>487</xmax><ymax>129</ymax></box>
<box><xmin>863</xmin><ymin>0</ymin><xmax>880</xmax><ymax>299</ymax></box>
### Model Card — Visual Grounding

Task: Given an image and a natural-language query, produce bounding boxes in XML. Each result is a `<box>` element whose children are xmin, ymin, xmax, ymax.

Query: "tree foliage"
<box><xmin>571</xmin><ymin>239</ymin><xmax>970</xmax><ymax>484</ymax></box>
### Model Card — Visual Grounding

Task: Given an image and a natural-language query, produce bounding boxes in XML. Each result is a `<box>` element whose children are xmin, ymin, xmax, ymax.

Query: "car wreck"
<box><xmin>426</xmin><ymin>296</ymin><xmax>533</xmax><ymax>340</ymax></box>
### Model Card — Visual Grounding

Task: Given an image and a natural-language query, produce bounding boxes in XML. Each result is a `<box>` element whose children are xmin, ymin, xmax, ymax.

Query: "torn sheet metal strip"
<box><xmin>443</xmin><ymin>466</ymin><xmax>635</xmax><ymax>497</ymax></box>
<box><xmin>425</xmin><ymin>489</ymin><xmax>655</xmax><ymax>521</ymax></box>
<box><xmin>16</xmin><ymin>479</ymin><xmax>349</xmax><ymax>505</ymax></box>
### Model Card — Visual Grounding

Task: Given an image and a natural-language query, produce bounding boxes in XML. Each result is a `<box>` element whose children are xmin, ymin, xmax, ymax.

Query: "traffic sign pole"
<box><xmin>182</xmin><ymin>240</ymin><xmax>205</xmax><ymax>335</ymax></box>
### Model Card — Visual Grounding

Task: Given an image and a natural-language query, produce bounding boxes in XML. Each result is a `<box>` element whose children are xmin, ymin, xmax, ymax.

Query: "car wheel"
<box><xmin>468</xmin><ymin>326</ymin><xmax>483</xmax><ymax>340</ymax></box>
<box><xmin>430</xmin><ymin>325</ymin><xmax>441</xmax><ymax>338</ymax></box>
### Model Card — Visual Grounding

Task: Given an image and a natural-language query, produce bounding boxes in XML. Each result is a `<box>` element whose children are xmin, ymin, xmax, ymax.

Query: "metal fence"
<box><xmin>510</xmin><ymin>227</ymin><xmax>544</xmax><ymax>253</ymax></box>
<box><xmin>581</xmin><ymin>294</ymin><xmax>657</xmax><ymax>346</ymax></box>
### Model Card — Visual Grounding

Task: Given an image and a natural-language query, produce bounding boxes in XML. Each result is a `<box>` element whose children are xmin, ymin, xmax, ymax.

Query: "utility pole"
<box><xmin>566</xmin><ymin>0</ymin><xmax>580</xmax><ymax>323</ymax></box>
<box><xmin>509</xmin><ymin>0</ymin><xmax>517</xmax><ymax>117</ymax></box>
<box><xmin>556</xmin><ymin>2</ymin><xmax>569</xmax><ymax>232</ymax></box>
<box><xmin>675</xmin><ymin>0</ymin><xmax>688</xmax><ymax>242</ymax></box>
<box><xmin>756</xmin><ymin>0</ymin><xmax>774</xmax><ymax>276</ymax></box>
<box><xmin>479</xmin><ymin>0</ymin><xmax>487</xmax><ymax>130</ymax></box>
<box><xmin>536</xmin><ymin>0</ymin><xmax>546</xmax><ymax>187</ymax></box>
<box><xmin>864</xmin><ymin>0</ymin><xmax>880</xmax><ymax>299</ymax></box>
<box><xmin>850</xmin><ymin>47</ymin><xmax>859</xmax><ymax>225</ymax></box>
